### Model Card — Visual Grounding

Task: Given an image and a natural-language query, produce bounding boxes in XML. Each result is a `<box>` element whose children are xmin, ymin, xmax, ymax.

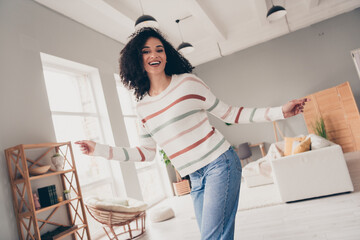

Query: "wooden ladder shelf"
<box><xmin>4</xmin><ymin>142</ymin><xmax>91</xmax><ymax>239</ymax></box>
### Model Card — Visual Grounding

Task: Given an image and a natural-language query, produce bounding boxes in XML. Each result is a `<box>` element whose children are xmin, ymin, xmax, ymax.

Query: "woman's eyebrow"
<box><xmin>142</xmin><ymin>45</ymin><xmax>163</xmax><ymax>50</ymax></box>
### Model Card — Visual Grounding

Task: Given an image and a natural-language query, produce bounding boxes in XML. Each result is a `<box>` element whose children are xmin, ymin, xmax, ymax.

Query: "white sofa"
<box><xmin>242</xmin><ymin>160</ymin><xmax>274</xmax><ymax>187</ymax></box>
<box><xmin>271</xmin><ymin>144</ymin><xmax>354</xmax><ymax>203</ymax></box>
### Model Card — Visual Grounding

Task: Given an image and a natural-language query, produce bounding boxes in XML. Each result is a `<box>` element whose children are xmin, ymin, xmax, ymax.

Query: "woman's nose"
<box><xmin>149</xmin><ymin>51</ymin><xmax>159</xmax><ymax>58</ymax></box>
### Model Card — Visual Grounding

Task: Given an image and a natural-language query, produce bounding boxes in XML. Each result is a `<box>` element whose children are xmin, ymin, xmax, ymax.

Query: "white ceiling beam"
<box><xmin>185</xmin><ymin>0</ymin><xmax>226</xmax><ymax>41</ymax></box>
<box><xmin>84</xmin><ymin>0</ymin><xmax>135</xmax><ymax>27</ymax></box>
<box><xmin>253</xmin><ymin>0</ymin><xmax>271</xmax><ymax>26</ymax></box>
<box><xmin>102</xmin><ymin>0</ymin><xmax>138</xmax><ymax>21</ymax></box>
<box><xmin>308</xmin><ymin>0</ymin><xmax>320</xmax><ymax>9</ymax></box>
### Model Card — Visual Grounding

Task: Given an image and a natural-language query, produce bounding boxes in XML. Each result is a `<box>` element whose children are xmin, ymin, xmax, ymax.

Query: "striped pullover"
<box><xmin>94</xmin><ymin>73</ymin><xmax>284</xmax><ymax>176</ymax></box>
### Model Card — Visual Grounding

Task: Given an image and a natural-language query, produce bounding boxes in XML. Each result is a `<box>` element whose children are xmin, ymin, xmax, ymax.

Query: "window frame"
<box><xmin>351</xmin><ymin>48</ymin><xmax>360</xmax><ymax>80</ymax></box>
<box><xmin>114</xmin><ymin>74</ymin><xmax>168</xmax><ymax>205</ymax></box>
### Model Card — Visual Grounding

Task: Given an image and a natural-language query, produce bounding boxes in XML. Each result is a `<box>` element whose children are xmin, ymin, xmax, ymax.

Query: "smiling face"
<box><xmin>142</xmin><ymin>37</ymin><xmax>167</xmax><ymax>76</ymax></box>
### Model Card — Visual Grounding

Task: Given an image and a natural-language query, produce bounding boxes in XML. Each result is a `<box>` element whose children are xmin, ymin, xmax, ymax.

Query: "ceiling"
<box><xmin>34</xmin><ymin>0</ymin><xmax>360</xmax><ymax>66</ymax></box>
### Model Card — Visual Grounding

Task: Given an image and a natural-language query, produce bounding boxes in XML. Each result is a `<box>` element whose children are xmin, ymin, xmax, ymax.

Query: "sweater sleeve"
<box><xmin>195</xmin><ymin>76</ymin><xmax>284</xmax><ymax>123</ymax></box>
<box><xmin>93</xmin><ymin>119</ymin><xmax>157</xmax><ymax>162</ymax></box>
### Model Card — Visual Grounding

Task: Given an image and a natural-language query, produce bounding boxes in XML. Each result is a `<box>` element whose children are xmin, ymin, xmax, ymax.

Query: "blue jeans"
<box><xmin>189</xmin><ymin>147</ymin><xmax>242</xmax><ymax>240</ymax></box>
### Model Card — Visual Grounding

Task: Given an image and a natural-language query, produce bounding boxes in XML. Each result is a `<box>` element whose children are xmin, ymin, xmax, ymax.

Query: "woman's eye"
<box><xmin>157</xmin><ymin>49</ymin><xmax>164</xmax><ymax>53</ymax></box>
<box><xmin>142</xmin><ymin>50</ymin><xmax>150</xmax><ymax>54</ymax></box>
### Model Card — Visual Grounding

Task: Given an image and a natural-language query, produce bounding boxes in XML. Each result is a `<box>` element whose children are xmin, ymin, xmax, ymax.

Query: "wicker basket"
<box><xmin>85</xmin><ymin>204</ymin><xmax>146</xmax><ymax>240</ymax></box>
<box><xmin>173</xmin><ymin>179</ymin><xmax>191</xmax><ymax>196</ymax></box>
<box><xmin>29</xmin><ymin>165</ymin><xmax>51</xmax><ymax>175</ymax></box>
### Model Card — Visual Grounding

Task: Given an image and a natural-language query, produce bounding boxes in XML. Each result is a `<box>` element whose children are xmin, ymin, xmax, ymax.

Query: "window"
<box><xmin>41</xmin><ymin>53</ymin><xmax>123</xmax><ymax>238</ymax></box>
<box><xmin>351</xmin><ymin>48</ymin><xmax>360</xmax><ymax>80</ymax></box>
<box><xmin>115</xmin><ymin>74</ymin><xmax>167</xmax><ymax>206</ymax></box>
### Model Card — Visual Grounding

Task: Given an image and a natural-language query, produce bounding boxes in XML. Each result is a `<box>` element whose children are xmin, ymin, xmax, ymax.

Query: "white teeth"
<box><xmin>149</xmin><ymin>61</ymin><xmax>160</xmax><ymax>65</ymax></box>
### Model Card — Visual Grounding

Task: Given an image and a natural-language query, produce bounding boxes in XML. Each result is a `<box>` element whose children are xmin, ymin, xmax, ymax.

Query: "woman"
<box><xmin>76</xmin><ymin>27</ymin><xmax>307</xmax><ymax>240</ymax></box>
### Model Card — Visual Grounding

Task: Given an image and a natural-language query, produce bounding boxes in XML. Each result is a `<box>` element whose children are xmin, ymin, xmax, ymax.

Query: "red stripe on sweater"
<box><xmin>142</xmin><ymin>94</ymin><xmax>206</xmax><ymax>123</ymax></box>
<box><xmin>221</xmin><ymin>106</ymin><xmax>232</xmax><ymax>120</ymax></box>
<box><xmin>137</xmin><ymin>76</ymin><xmax>209</xmax><ymax>108</ymax></box>
<box><xmin>264</xmin><ymin>108</ymin><xmax>271</xmax><ymax>121</ymax></box>
<box><xmin>160</xmin><ymin>116</ymin><xmax>208</xmax><ymax>147</ymax></box>
<box><xmin>136</xmin><ymin>147</ymin><xmax>145</xmax><ymax>161</ymax></box>
<box><xmin>235</xmin><ymin>107</ymin><xmax>244</xmax><ymax>123</ymax></box>
<box><xmin>169</xmin><ymin>127</ymin><xmax>215</xmax><ymax>159</ymax></box>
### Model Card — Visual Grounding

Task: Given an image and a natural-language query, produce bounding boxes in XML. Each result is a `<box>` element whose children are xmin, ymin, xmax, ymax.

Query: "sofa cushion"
<box><xmin>308</xmin><ymin>134</ymin><xmax>332</xmax><ymax>150</ymax></box>
<box><xmin>292</xmin><ymin>137</ymin><xmax>311</xmax><ymax>154</ymax></box>
<box><xmin>149</xmin><ymin>206</ymin><xmax>175</xmax><ymax>222</ymax></box>
<box><xmin>284</xmin><ymin>136</ymin><xmax>306</xmax><ymax>156</ymax></box>
<box><xmin>85</xmin><ymin>197</ymin><xmax>147</xmax><ymax>213</ymax></box>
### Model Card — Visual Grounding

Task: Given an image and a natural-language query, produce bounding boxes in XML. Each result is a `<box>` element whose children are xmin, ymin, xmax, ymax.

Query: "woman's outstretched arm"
<box><xmin>75</xmin><ymin>119</ymin><xmax>157</xmax><ymax>162</ymax></box>
<box><xmin>192</xmin><ymin>75</ymin><xmax>308</xmax><ymax>123</ymax></box>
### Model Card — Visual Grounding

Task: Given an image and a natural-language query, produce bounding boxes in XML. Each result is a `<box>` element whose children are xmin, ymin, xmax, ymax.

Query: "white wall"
<box><xmin>195</xmin><ymin>8</ymin><xmax>360</xmax><ymax>159</ymax></box>
<box><xmin>0</xmin><ymin>0</ymin><xmax>141</xmax><ymax>238</ymax></box>
<box><xmin>1</xmin><ymin>0</ymin><xmax>360</xmax><ymax>238</ymax></box>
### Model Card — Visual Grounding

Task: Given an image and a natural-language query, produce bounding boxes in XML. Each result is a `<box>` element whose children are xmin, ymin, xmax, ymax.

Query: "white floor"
<box><xmin>102</xmin><ymin>153</ymin><xmax>360</xmax><ymax>240</ymax></box>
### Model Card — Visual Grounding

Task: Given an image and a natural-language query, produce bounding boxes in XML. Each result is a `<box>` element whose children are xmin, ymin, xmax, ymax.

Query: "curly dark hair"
<box><xmin>119</xmin><ymin>27</ymin><xmax>194</xmax><ymax>101</ymax></box>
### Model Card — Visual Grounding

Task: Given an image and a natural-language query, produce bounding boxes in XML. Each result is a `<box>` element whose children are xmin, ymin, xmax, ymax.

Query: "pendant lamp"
<box><xmin>266</xmin><ymin>0</ymin><xmax>287</xmax><ymax>21</ymax></box>
<box><xmin>175</xmin><ymin>18</ymin><xmax>195</xmax><ymax>54</ymax></box>
<box><xmin>134</xmin><ymin>0</ymin><xmax>159</xmax><ymax>30</ymax></box>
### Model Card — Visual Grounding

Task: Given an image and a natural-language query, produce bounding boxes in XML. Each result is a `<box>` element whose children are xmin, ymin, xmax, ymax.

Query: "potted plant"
<box><xmin>51</xmin><ymin>153</ymin><xmax>65</xmax><ymax>171</ymax></box>
<box><xmin>160</xmin><ymin>150</ymin><xmax>191</xmax><ymax>196</ymax></box>
<box><xmin>63</xmin><ymin>189</ymin><xmax>71</xmax><ymax>200</ymax></box>
<box><xmin>312</xmin><ymin>116</ymin><xmax>327</xmax><ymax>139</ymax></box>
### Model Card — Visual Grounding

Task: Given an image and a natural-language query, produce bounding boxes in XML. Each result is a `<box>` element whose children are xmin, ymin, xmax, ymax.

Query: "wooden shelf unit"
<box><xmin>4</xmin><ymin>142</ymin><xmax>91</xmax><ymax>240</ymax></box>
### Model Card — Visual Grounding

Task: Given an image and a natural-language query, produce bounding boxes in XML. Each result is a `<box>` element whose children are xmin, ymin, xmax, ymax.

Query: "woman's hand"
<box><xmin>282</xmin><ymin>98</ymin><xmax>309</xmax><ymax>118</ymax></box>
<box><xmin>74</xmin><ymin>140</ymin><xmax>96</xmax><ymax>155</ymax></box>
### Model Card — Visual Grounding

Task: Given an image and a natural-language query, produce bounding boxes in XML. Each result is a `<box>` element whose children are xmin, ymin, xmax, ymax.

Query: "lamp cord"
<box><xmin>285</xmin><ymin>15</ymin><xmax>291</xmax><ymax>32</ymax></box>
<box><xmin>175</xmin><ymin>15</ymin><xmax>192</xmax><ymax>42</ymax></box>
<box><xmin>138</xmin><ymin>0</ymin><xmax>144</xmax><ymax>15</ymax></box>
<box><xmin>176</xmin><ymin>19</ymin><xmax>184</xmax><ymax>42</ymax></box>
<box><xmin>217</xmin><ymin>42</ymin><xmax>224</xmax><ymax>57</ymax></box>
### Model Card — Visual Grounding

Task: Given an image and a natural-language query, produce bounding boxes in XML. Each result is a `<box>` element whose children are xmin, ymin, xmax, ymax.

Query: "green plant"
<box><xmin>63</xmin><ymin>189</ymin><xmax>70</xmax><ymax>194</ymax></box>
<box><xmin>52</xmin><ymin>153</ymin><xmax>61</xmax><ymax>157</ymax></box>
<box><xmin>159</xmin><ymin>149</ymin><xmax>182</xmax><ymax>182</ymax></box>
<box><xmin>159</xmin><ymin>149</ymin><xmax>171</xmax><ymax>166</ymax></box>
<box><xmin>312</xmin><ymin>116</ymin><xmax>327</xmax><ymax>139</ymax></box>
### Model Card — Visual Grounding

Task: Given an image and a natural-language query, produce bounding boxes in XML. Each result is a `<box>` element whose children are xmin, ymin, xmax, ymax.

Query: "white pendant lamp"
<box><xmin>266</xmin><ymin>0</ymin><xmax>287</xmax><ymax>21</ymax></box>
<box><xmin>175</xmin><ymin>17</ymin><xmax>195</xmax><ymax>54</ymax></box>
<box><xmin>134</xmin><ymin>0</ymin><xmax>159</xmax><ymax>30</ymax></box>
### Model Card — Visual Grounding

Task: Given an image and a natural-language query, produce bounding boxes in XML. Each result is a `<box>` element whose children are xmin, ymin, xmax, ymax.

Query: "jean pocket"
<box><xmin>189</xmin><ymin>172</ymin><xmax>202</xmax><ymax>192</ymax></box>
<box><xmin>235</xmin><ymin>158</ymin><xmax>242</xmax><ymax>172</ymax></box>
<box><xmin>230</xmin><ymin>149</ymin><xmax>242</xmax><ymax>172</ymax></box>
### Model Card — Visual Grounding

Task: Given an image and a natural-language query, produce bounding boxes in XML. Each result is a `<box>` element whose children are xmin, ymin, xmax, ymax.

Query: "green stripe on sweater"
<box><xmin>141</xmin><ymin>109</ymin><xmax>202</xmax><ymax>138</ymax></box>
<box><xmin>207</xmin><ymin>98</ymin><xmax>219</xmax><ymax>112</ymax></box>
<box><xmin>177</xmin><ymin>137</ymin><xmax>226</xmax><ymax>171</ymax></box>
<box><xmin>249</xmin><ymin>108</ymin><xmax>257</xmax><ymax>122</ymax></box>
<box><xmin>123</xmin><ymin>148</ymin><xmax>129</xmax><ymax>161</ymax></box>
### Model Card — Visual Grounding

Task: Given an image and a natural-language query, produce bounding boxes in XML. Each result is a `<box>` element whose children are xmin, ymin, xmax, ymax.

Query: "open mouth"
<box><xmin>149</xmin><ymin>61</ymin><xmax>161</xmax><ymax>66</ymax></box>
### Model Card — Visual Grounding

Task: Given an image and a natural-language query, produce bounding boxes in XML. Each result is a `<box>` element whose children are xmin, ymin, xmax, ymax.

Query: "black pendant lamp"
<box><xmin>176</xmin><ymin>18</ymin><xmax>194</xmax><ymax>54</ymax></box>
<box><xmin>134</xmin><ymin>0</ymin><xmax>159</xmax><ymax>30</ymax></box>
<box><xmin>266</xmin><ymin>0</ymin><xmax>287</xmax><ymax>21</ymax></box>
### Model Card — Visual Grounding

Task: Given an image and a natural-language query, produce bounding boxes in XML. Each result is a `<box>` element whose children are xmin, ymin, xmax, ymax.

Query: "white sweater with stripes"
<box><xmin>94</xmin><ymin>73</ymin><xmax>284</xmax><ymax>176</ymax></box>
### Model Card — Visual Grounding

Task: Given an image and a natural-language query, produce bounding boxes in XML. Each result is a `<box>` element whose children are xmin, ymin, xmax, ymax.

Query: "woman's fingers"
<box><xmin>75</xmin><ymin>140</ymin><xmax>91</xmax><ymax>155</ymax></box>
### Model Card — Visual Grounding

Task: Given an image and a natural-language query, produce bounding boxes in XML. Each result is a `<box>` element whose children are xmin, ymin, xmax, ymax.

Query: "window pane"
<box><xmin>123</xmin><ymin>117</ymin><xmax>140</xmax><ymax>147</ymax></box>
<box><xmin>137</xmin><ymin>167</ymin><xmax>165</xmax><ymax>205</ymax></box>
<box><xmin>115</xmin><ymin>74</ymin><xmax>166</xmax><ymax>203</ymax></box>
<box><xmin>352</xmin><ymin>49</ymin><xmax>360</xmax><ymax>79</ymax></box>
<box><xmin>51</xmin><ymin>115</ymin><xmax>101</xmax><ymax>142</ymax></box>
<box><xmin>116</xmin><ymin>78</ymin><xmax>137</xmax><ymax>115</ymax></box>
<box><xmin>44</xmin><ymin>70</ymin><xmax>96</xmax><ymax>113</ymax></box>
<box><xmin>82</xmin><ymin>183</ymin><xmax>114</xmax><ymax>238</ymax></box>
<box><xmin>52</xmin><ymin>115</ymin><xmax>111</xmax><ymax>185</ymax></box>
